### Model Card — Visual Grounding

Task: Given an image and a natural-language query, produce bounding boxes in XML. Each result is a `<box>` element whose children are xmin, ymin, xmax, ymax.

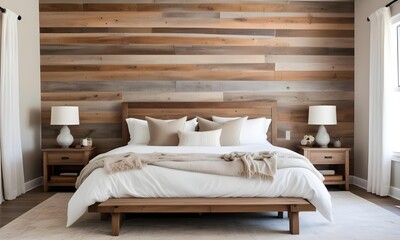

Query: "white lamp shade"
<box><xmin>51</xmin><ymin>106</ymin><xmax>80</xmax><ymax>125</ymax></box>
<box><xmin>308</xmin><ymin>105</ymin><xmax>337</xmax><ymax>125</ymax></box>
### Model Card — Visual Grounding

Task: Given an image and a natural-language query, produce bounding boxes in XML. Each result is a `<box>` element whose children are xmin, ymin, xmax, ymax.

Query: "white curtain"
<box><xmin>367</xmin><ymin>7</ymin><xmax>395</xmax><ymax>196</ymax></box>
<box><xmin>0</xmin><ymin>9</ymin><xmax>25</xmax><ymax>203</ymax></box>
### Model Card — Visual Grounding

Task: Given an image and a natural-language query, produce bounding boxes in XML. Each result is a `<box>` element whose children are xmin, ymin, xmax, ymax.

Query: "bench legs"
<box><xmin>111</xmin><ymin>213</ymin><xmax>121</xmax><ymax>236</ymax></box>
<box><xmin>103</xmin><ymin>207</ymin><xmax>304</xmax><ymax>236</ymax></box>
<box><xmin>288</xmin><ymin>211</ymin><xmax>299</xmax><ymax>235</ymax></box>
<box><xmin>107</xmin><ymin>211</ymin><xmax>300</xmax><ymax>235</ymax></box>
<box><xmin>278</xmin><ymin>209</ymin><xmax>299</xmax><ymax>234</ymax></box>
<box><xmin>108</xmin><ymin>211</ymin><xmax>300</xmax><ymax>236</ymax></box>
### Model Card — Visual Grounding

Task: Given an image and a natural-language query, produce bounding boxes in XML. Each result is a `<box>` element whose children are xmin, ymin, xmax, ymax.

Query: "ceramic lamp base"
<box><xmin>57</xmin><ymin>125</ymin><xmax>74</xmax><ymax>148</ymax></box>
<box><xmin>315</xmin><ymin>125</ymin><xmax>330</xmax><ymax>148</ymax></box>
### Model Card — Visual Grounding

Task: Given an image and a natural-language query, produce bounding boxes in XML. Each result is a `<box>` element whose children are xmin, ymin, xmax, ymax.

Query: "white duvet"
<box><xmin>67</xmin><ymin>144</ymin><xmax>333</xmax><ymax>227</ymax></box>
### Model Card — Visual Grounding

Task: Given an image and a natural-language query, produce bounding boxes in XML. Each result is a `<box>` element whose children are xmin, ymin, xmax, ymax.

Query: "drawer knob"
<box><xmin>61</xmin><ymin>156</ymin><xmax>70</xmax><ymax>160</ymax></box>
<box><xmin>324</xmin><ymin>156</ymin><xmax>333</xmax><ymax>159</ymax></box>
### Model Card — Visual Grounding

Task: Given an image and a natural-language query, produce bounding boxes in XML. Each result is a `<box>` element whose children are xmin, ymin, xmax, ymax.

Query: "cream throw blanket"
<box><xmin>76</xmin><ymin>152</ymin><xmax>278</xmax><ymax>188</ymax></box>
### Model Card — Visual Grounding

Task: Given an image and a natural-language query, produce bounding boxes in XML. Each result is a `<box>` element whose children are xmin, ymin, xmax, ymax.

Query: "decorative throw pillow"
<box><xmin>178</xmin><ymin>129</ymin><xmax>222</xmax><ymax>146</ymax></box>
<box><xmin>197</xmin><ymin>116</ymin><xmax>247</xmax><ymax>146</ymax></box>
<box><xmin>126</xmin><ymin>117</ymin><xmax>197</xmax><ymax>145</ymax></box>
<box><xmin>146</xmin><ymin>116</ymin><xmax>187</xmax><ymax>146</ymax></box>
<box><xmin>212</xmin><ymin>116</ymin><xmax>272</xmax><ymax>145</ymax></box>
<box><xmin>126</xmin><ymin>118</ymin><xmax>150</xmax><ymax>145</ymax></box>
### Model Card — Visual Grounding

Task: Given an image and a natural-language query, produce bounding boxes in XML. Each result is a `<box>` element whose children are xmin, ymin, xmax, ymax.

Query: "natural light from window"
<box><xmin>391</xmin><ymin>14</ymin><xmax>400</xmax><ymax>157</ymax></box>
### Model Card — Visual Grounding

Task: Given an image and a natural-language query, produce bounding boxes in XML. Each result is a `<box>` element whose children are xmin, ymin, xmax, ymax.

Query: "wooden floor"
<box><xmin>0</xmin><ymin>185</ymin><xmax>399</xmax><ymax>228</ymax></box>
<box><xmin>0</xmin><ymin>187</ymin><xmax>55</xmax><ymax>227</ymax></box>
<box><xmin>349</xmin><ymin>185</ymin><xmax>400</xmax><ymax>216</ymax></box>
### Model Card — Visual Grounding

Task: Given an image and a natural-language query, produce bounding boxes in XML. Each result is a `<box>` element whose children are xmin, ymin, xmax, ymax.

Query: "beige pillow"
<box><xmin>178</xmin><ymin>129</ymin><xmax>222</xmax><ymax>146</ymax></box>
<box><xmin>197</xmin><ymin>116</ymin><xmax>247</xmax><ymax>146</ymax></box>
<box><xmin>146</xmin><ymin>116</ymin><xmax>187</xmax><ymax>146</ymax></box>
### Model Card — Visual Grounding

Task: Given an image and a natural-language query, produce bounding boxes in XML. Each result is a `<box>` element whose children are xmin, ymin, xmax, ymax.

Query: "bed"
<box><xmin>67</xmin><ymin>101</ymin><xmax>332</xmax><ymax>236</ymax></box>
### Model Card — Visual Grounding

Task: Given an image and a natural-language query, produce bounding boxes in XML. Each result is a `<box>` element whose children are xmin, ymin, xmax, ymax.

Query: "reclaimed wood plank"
<box><xmin>40</xmin><ymin>13</ymin><xmax>354</xmax><ymax>30</ymax></box>
<box><xmin>40</xmin><ymin>34</ymin><xmax>354</xmax><ymax>48</ymax></box>
<box><xmin>40</xmin><ymin>55</ymin><xmax>266</xmax><ymax>65</ymax></box>
<box><xmin>265</xmin><ymin>55</ymin><xmax>354</xmax><ymax>64</ymax></box>
<box><xmin>41</xmin><ymin>123</ymin><xmax>122</xmax><ymax>138</ymax></box>
<box><xmin>41</xmin><ymin>92</ymin><xmax>122</xmax><ymax>101</ymax></box>
<box><xmin>174</xmin><ymin>46</ymin><xmax>354</xmax><ymax>56</ymax></box>
<box><xmin>41</xmin><ymin>81</ymin><xmax>176</xmax><ymax>92</ymax></box>
<box><xmin>41</xmin><ymin>101</ymin><xmax>121</xmax><ymax>111</ymax></box>
<box><xmin>41</xmin><ymin>70</ymin><xmax>276</xmax><ymax>81</ymax></box>
<box><xmin>122</xmin><ymin>92</ymin><xmax>223</xmax><ymax>102</ymax></box>
<box><xmin>176</xmin><ymin>81</ymin><xmax>354</xmax><ymax>92</ymax></box>
<box><xmin>41</xmin><ymin>44</ymin><xmax>176</xmax><ymax>55</ymax></box>
<box><xmin>41</xmin><ymin>63</ymin><xmax>275</xmax><ymax>72</ymax></box>
<box><xmin>223</xmin><ymin>91</ymin><xmax>354</xmax><ymax>102</ymax></box>
<box><xmin>40</xmin><ymin>2</ymin><xmax>354</xmax><ymax>13</ymax></box>
<box><xmin>40</xmin><ymin>44</ymin><xmax>354</xmax><ymax>56</ymax></box>
<box><xmin>40</xmin><ymin>27</ymin><xmax>353</xmax><ymax>38</ymax></box>
<box><xmin>42</xmin><ymin>111</ymin><xmax>120</xmax><ymax>124</ymax></box>
<box><xmin>40</xmin><ymin>70</ymin><xmax>354</xmax><ymax>81</ymax></box>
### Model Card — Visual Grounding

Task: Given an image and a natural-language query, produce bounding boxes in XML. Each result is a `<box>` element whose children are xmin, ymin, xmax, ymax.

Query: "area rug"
<box><xmin>0</xmin><ymin>192</ymin><xmax>399</xmax><ymax>240</ymax></box>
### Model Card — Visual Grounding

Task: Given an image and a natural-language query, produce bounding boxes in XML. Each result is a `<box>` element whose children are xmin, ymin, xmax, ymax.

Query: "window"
<box><xmin>394</xmin><ymin>14</ymin><xmax>400</xmax><ymax>89</ymax></box>
<box><xmin>391</xmin><ymin>14</ymin><xmax>400</xmax><ymax>152</ymax></box>
<box><xmin>397</xmin><ymin>25</ymin><xmax>400</xmax><ymax>87</ymax></box>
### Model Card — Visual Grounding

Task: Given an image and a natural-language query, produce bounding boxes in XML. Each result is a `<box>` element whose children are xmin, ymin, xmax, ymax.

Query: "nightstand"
<box><xmin>298</xmin><ymin>146</ymin><xmax>350</xmax><ymax>190</ymax></box>
<box><xmin>42</xmin><ymin>147</ymin><xmax>95</xmax><ymax>192</ymax></box>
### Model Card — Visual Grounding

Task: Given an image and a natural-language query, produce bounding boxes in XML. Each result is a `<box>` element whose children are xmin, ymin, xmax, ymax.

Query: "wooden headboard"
<box><xmin>121</xmin><ymin>101</ymin><xmax>277</xmax><ymax>145</ymax></box>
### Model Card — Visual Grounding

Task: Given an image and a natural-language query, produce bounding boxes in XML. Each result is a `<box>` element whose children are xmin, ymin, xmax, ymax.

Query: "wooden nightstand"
<box><xmin>298</xmin><ymin>146</ymin><xmax>350</xmax><ymax>190</ymax></box>
<box><xmin>42</xmin><ymin>147</ymin><xmax>95</xmax><ymax>192</ymax></box>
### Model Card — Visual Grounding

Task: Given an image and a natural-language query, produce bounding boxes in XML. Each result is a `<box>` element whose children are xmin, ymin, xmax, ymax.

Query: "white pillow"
<box><xmin>126</xmin><ymin>117</ymin><xmax>198</xmax><ymax>145</ymax></box>
<box><xmin>212</xmin><ymin>116</ymin><xmax>272</xmax><ymax>145</ymax></box>
<box><xmin>178</xmin><ymin>129</ymin><xmax>221</xmax><ymax>147</ymax></box>
<box><xmin>126</xmin><ymin>118</ymin><xmax>149</xmax><ymax>145</ymax></box>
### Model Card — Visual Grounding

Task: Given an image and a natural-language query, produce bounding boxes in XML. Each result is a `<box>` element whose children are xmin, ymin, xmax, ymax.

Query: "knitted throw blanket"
<box><xmin>75</xmin><ymin>151</ymin><xmax>277</xmax><ymax>188</ymax></box>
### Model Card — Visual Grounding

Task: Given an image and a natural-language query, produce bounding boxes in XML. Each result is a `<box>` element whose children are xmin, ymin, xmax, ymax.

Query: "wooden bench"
<box><xmin>88</xmin><ymin>197</ymin><xmax>316</xmax><ymax>236</ymax></box>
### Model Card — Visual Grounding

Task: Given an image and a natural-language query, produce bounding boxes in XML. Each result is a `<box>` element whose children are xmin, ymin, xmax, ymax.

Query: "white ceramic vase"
<box><xmin>315</xmin><ymin>125</ymin><xmax>330</xmax><ymax>148</ymax></box>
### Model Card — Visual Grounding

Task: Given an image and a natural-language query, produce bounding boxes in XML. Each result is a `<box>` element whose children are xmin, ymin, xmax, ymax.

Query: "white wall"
<box><xmin>0</xmin><ymin>0</ymin><xmax>41</xmax><ymax>182</ymax></box>
<box><xmin>355</xmin><ymin>0</ymin><xmax>400</xmax><ymax>189</ymax></box>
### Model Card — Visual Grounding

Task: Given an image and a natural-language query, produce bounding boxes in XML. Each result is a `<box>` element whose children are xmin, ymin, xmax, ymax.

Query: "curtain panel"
<box><xmin>367</xmin><ymin>7</ymin><xmax>395</xmax><ymax>196</ymax></box>
<box><xmin>0</xmin><ymin>9</ymin><xmax>25</xmax><ymax>202</ymax></box>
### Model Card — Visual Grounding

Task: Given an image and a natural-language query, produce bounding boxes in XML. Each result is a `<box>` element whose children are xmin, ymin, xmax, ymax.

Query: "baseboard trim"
<box><xmin>349</xmin><ymin>175</ymin><xmax>367</xmax><ymax>189</ymax></box>
<box><xmin>24</xmin><ymin>177</ymin><xmax>43</xmax><ymax>192</ymax></box>
<box><xmin>390</xmin><ymin>186</ymin><xmax>400</xmax><ymax>201</ymax></box>
<box><xmin>349</xmin><ymin>175</ymin><xmax>400</xmax><ymax>200</ymax></box>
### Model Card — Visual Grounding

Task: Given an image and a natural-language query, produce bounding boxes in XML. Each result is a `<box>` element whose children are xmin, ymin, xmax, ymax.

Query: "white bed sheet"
<box><xmin>67</xmin><ymin>144</ymin><xmax>333</xmax><ymax>227</ymax></box>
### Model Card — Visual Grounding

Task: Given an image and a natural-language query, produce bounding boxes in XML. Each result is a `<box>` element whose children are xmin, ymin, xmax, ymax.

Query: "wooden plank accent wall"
<box><xmin>39</xmin><ymin>0</ymin><xmax>354</xmax><ymax>163</ymax></box>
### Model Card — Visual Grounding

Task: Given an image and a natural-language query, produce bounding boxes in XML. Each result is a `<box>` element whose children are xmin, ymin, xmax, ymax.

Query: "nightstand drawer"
<box><xmin>309</xmin><ymin>151</ymin><xmax>345</xmax><ymax>164</ymax></box>
<box><xmin>47</xmin><ymin>152</ymin><xmax>85</xmax><ymax>165</ymax></box>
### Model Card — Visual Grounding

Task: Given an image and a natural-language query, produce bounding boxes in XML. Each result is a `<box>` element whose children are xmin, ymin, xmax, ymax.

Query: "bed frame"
<box><xmin>88</xmin><ymin>101</ymin><xmax>316</xmax><ymax>236</ymax></box>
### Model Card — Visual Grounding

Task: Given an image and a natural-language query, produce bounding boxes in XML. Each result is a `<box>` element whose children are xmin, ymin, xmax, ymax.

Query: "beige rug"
<box><xmin>0</xmin><ymin>192</ymin><xmax>399</xmax><ymax>240</ymax></box>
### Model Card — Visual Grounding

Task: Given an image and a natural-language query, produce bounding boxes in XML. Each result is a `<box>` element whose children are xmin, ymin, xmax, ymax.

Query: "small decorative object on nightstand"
<box><xmin>300</xmin><ymin>135</ymin><xmax>315</xmax><ymax>146</ymax></box>
<box><xmin>298</xmin><ymin>146</ymin><xmax>350</xmax><ymax>190</ymax></box>
<box><xmin>333</xmin><ymin>137</ymin><xmax>342</xmax><ymax>148</ymax></box>
<box><xmin>42</xmin><ymin>147</ymin><xmax>95</xmax><ymax>192</ymax></box>
<box><xmin>308</xmin><ymin>105</ymin><xmax>337</xmax><ymax>148</ymax></box>
<box><xmin>81</xmin><ymin>129</ymin><xmax>95</xmax><ymax>147</ymax></box>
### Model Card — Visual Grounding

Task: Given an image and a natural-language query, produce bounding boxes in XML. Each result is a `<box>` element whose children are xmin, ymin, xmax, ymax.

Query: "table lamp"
<box><xmin>51</xmin><ymin>106</ymin><xmax>79</xmax><ymax>148</ymax></box>
<box><xmin>308</xmin><ymin>105</ymin><xmax>337</xmax><ymax>147</ymax></box>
